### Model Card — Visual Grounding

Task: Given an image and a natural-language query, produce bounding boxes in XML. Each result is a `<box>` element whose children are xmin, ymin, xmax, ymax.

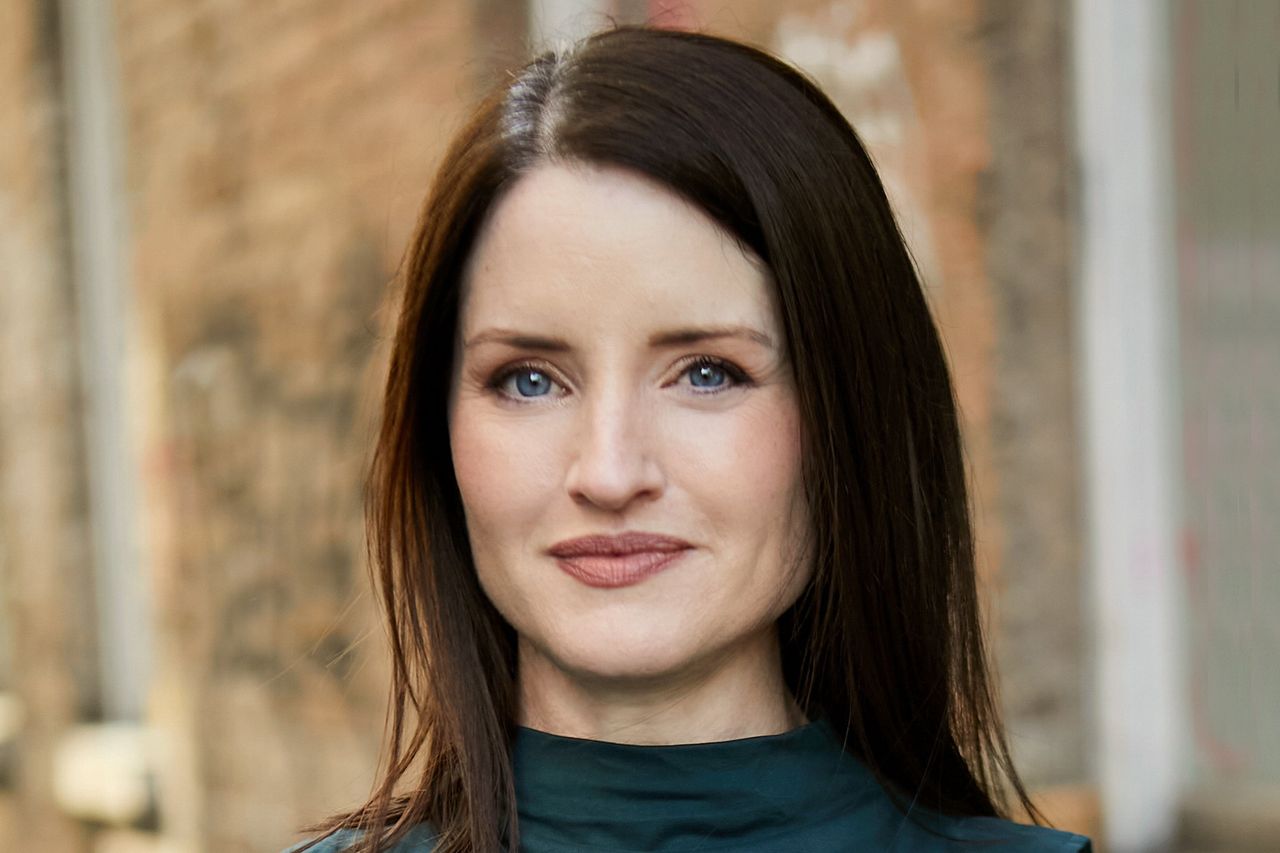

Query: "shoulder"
<box><xmin>923</xmin><ymin>814</ymin><xmax>1093</xmax><ymax>852</ymax></box>
<box><xmin>282</xmin><ymin>824</ymin><xmax>440</xmax><ymax>853</ymax></box>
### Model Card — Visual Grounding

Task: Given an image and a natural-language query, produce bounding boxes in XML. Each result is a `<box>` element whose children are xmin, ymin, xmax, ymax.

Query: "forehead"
<box><xmin>458</xmin><ymin>162</ymin><xmax>778</xmax><ymax>334</ymax></box>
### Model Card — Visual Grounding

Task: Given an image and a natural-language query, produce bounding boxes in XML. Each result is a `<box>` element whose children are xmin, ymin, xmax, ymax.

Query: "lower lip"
<box><xmin>554</xmin><ymin>549</ymin><xmax>690</xmax><ymax>589</ymax></box>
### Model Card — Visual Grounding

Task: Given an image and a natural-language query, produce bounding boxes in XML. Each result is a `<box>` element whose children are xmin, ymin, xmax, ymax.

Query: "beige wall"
<box><xmin>0</xmin><ymin>1</ymin><xmax>96</xmax><ymax>851</ymax></box>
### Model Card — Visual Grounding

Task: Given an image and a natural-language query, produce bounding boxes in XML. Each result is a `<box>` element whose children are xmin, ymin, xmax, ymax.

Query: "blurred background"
<box><xmin>0</xmin><ymin>0</ymin><xmax>1275</xmax><ymax>851</ymax></box>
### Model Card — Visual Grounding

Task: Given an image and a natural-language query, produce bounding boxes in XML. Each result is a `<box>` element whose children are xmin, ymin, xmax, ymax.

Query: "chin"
<box><xmin>542</xmin><ymin>620</ymin><xmax>705</xmax><ymax>685</ymax></box>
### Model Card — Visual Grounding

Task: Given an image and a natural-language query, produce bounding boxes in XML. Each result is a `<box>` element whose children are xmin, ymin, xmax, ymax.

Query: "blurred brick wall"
<box><xmin>979</xmin><ymin>0</ymin><xmax>1087</xmax><ymax>812</ymax></box>
<box><xmin>110</xmin><ymin>1</ymin><xmax>523</xmax><ymax>850</ymax></box>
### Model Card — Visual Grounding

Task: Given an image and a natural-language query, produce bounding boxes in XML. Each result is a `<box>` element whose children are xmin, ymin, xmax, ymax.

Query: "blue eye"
<box><xmin>689</xmin><ymin>361</ymin><xmax>727</xmax><ymax>388</ymax></box>
<box><xmin>682</xmin><ymin>357</ymin><xmax>749</xmax><ymax>394</ymax></box>
<box><xmin>507</xmin><ymin>367</ymin><xmax>553</xmax><ymax>398</ymax></box>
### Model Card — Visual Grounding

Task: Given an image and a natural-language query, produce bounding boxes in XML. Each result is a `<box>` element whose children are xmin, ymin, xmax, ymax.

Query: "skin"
<box><xmin>447</xmin><ymin>162</ymin><xmax>813</xmax><ymax>745</ymax></box>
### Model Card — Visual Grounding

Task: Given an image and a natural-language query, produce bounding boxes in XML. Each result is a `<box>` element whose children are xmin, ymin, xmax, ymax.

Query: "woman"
<box><xmin>291</xmin><ymin>24</ymin><xmax>1092</xmax><ymax>853</ymax></box>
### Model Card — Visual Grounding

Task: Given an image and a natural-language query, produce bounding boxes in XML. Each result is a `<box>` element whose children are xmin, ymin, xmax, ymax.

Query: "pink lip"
<box><xmin>548</xmin><ymin>532</ymin><xmax>693</xmax><ymax>589</ymax></box>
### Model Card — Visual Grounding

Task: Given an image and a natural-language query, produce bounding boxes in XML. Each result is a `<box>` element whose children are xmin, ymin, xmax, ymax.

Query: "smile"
<box><xmin>546</xmin><ymin>531</ymin><xmax>694</xmax><ymax>588</ymax></box>
<box><xmin>554</xmin><ymin>549</ymin><xmax>690</xmax><ymax>588</ymax></box>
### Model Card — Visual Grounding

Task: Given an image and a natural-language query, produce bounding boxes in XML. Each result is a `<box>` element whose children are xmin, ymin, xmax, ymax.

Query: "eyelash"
<box><xmin>486</xmin><ymin>356</ymin><xmax>753</xmax><ymax>404</ymax></box>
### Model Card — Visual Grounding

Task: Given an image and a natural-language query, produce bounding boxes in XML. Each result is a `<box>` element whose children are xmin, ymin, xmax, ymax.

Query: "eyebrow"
<box><xmin>463</xmin><ymin>324</ymin><xmax>775</xmax><ymax>351</ymax></box>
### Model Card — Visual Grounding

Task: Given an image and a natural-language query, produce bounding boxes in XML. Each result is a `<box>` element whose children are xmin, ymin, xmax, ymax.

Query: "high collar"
<box><xmin>511</xmin><ymin>717</ymin><xmax>884</xmax><ymax>851</ymax></box>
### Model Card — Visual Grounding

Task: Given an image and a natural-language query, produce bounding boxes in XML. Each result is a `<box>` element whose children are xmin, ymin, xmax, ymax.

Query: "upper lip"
<box><xmin>547</xmin><ymin>531</ymin><xmax>693</xmax><ymax>558</ymax></box>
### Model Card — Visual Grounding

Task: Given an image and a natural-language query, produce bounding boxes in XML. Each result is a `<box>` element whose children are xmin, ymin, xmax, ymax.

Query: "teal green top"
<box><xmin>290</xmin><ymin>717</ymin><xmax>1091</xmax><ymax>852</ymax></box>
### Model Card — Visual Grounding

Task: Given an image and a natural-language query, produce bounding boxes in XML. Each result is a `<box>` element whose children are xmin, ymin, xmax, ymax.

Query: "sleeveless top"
<box><xmin>289</xmin><ymin>717</ymin><xmax>1092</xmax><ymax>852</ymax></box>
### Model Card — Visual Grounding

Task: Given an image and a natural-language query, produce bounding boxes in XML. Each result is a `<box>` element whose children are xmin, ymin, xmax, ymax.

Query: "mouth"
<box><xmin>546</xmin><ymin>531</ymin><xmax>694</xmax><ymax>589</ymax></box>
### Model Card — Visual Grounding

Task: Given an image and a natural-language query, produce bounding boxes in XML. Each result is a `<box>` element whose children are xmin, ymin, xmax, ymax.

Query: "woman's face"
<box><xmin>447</xmin><ymin>162</ymin><xmax>812</xmax><ymax>691</ymax></box>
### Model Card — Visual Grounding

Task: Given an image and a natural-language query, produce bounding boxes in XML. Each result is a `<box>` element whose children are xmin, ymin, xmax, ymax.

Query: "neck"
<box><xmin>515</xmin><ymin>625</ymin><xmax>808</xmax><ymax>744</ymax></box>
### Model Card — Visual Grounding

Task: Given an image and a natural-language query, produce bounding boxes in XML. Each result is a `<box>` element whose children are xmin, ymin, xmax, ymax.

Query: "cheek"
<box><xmin>675</xmin><ymin>392</ymin><xmax>805</xmax><ymax>521</ymax></box>
<box><xmin>448</xmin><ymin>405</ymin><xmax>563</xmax><ymax>551</ymax></box>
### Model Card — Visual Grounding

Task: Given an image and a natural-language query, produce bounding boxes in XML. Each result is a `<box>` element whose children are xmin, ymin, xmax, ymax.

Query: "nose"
<box><xmin>564</xmin><ymin>388</ymin><xmax>665</xmax><ymax>513</ymax></box>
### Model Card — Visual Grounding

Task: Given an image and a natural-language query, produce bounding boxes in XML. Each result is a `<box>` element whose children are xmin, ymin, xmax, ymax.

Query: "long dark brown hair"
<box><xmin>303</xmin><ymin>23</ymin><xmax>1044</xmax><ymax>853</ymax></box>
